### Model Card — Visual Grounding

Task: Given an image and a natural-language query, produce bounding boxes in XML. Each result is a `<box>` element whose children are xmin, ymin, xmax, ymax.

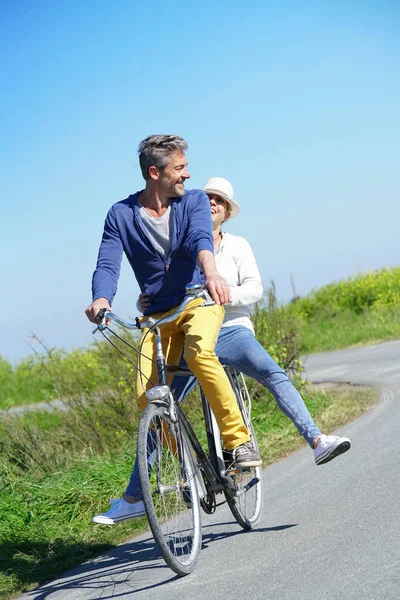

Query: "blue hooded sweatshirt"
<box><xmin>92</xmin><ymin>189</ymin><xmax>214</xmax><ymax>315</ymax></box>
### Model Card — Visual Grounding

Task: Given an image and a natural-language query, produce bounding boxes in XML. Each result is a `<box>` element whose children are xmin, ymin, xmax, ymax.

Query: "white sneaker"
<box><xmin>92</xmin><ymin>498</ymin><xmax>146</xmax><ymax>524</ymax></box>
<box><xmin>314</xmin><ymin>434</ymin><xmax>351</xmax><ymax>465</ymax></box>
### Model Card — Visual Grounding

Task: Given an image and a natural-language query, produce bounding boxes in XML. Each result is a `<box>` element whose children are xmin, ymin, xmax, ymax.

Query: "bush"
<box><xmin>287</xmin><ymin>267</ymin><xmax>400</xmax><ymax>321</ymax></box>
<box><xmin>0</xmin><ymin>354</ymin><xmax>56</xmax><ymax>410</ymax></box>
<box><xmin>0</xmin><ymin>330</ymin><xmax>143</xmax><ymax>478</ymax></box>
<box><xmin>251</xmin><ymin>282</ymin><xmax>307</xmax><ymax>396</ymax></box>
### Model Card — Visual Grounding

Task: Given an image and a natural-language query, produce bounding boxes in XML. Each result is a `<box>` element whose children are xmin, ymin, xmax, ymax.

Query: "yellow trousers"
<box><xmin>136</xmin><ymin>299</ymin><xmax>250</xmax><ymax>450</ymax></box>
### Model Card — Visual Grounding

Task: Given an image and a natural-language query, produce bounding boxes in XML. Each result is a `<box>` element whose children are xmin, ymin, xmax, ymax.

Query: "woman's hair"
<box><xmin>224</xmin><ymin>203</ymin><xmax>232</xmax><ymax>220</ymax></box>
<box><xmin>138</xmin><ymin>134</ymin><xmax>188</xmax><ymax>180</ymax></box>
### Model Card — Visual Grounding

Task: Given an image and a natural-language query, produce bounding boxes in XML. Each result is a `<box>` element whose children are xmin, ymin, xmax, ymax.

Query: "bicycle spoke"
<box><xmin>224</xmin><ymin>370</ymin><xmax>263</xmax><ymax>529</ymax></box>
<box><xmin>137</xmin><ymin>403</ymin><xmax>202</xmax><ymax>575</ymax></box>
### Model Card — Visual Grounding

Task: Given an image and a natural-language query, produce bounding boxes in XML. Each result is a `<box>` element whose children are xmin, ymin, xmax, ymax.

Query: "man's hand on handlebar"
<box><xmin>85</xmin><ymin>297</ymin><xmax>111</xmax><ymax>324</ymax></box>
<box><xmin>205</xmin><ymin>272</ymin><xmax>232</xmax><ymax>305</ymax></box>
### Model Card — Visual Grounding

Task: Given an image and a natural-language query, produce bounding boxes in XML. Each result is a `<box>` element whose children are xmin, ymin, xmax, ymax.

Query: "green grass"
<box><xmin>0</xmin><ymin>384</ymin><xmax>378</xmax><ymax>600</ymax></box>
<box><xmin>296</xmin><ymin>308</ymin><xmax>400</xmax><ymax>354</ymax></box>
<box><xmin>0</xmin><ymin>444</ymin><xmax>149</xmax><ymax>599</ymax></box>
<box><xmin>253</xmin><ymin>383</ymin><xmax>377</xmax><ymax>463</ymax></box>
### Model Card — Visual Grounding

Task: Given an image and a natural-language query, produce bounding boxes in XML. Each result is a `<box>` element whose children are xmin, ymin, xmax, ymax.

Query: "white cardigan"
<box><xmin>215</xmin><ymin>232</ymin><xmax>263</xmax><ymax>333</ymax></box>
<box><xmin>137</xmin><ymin>232</ymin><xmax>263</xmax><ymax>333</ymax></box>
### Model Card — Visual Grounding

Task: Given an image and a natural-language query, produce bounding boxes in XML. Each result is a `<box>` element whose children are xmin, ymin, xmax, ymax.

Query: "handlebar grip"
<box><xmin>95</xmin><ymin>307</ymin><xmax>109</xmax><ymax>324</ymax></box>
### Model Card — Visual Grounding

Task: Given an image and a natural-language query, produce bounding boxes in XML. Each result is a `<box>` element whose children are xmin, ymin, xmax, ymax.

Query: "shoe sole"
<box><xmin>92</xmin><ymin>511</ymin><xmax>146</xmax><ymax>524</ymax></box>
<box><xmin>315</xmin><ymin>440</ymin><xmax>351</xmax><ymax>465</ymax></box>
<box><xmin>235</xmin><ymin>460</ymin><xmax>262</xmax><ymax>468</ymax></box>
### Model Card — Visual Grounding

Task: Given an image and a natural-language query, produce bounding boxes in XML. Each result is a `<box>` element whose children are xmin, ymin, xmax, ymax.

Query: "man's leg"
<box><xmin>179</xmin><ymin>303</ymin><xmax>253</xmax><ymax>453</ymax></box>
<box><xmin>92</xmin><ymin>318</ymin><xmax>185</xmax><ymax>524</ymax></box>
<box><xmin>136</xmin><ymin>318</ymin><xmax>185</xmax><ymax>409</ymax></box>
<box><xmin>171</xmin><ymin>354</ymin><xmax>197</xmax><ymax>402</ymax></box>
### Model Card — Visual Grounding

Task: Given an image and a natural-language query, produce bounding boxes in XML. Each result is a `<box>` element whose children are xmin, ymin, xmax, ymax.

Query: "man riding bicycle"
<box><xmin>85</xmin><ymin>134</ymin><xmax>261</xmax><ymax>471</ymax></box>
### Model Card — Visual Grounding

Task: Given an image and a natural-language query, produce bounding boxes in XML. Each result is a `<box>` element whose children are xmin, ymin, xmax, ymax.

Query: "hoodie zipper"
<box><xmin>135</xmin><ymin>213</ymin><xmax>175</xmax><ymax>297</ymax></box>
<box><xmin>164</xmin><ymin>203</ymin><xmax>178</xmax><ymax>276</ymax></box>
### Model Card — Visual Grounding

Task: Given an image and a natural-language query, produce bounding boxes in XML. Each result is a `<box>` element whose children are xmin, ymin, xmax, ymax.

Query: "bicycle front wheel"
<box><xmin>137</xmin><ymin>402</ymin><xmax>202</xmax><ymax>576</ymax></box>
<box><xmin>224</xmin><ymin>372</ymin><xmax>263</xmax><ymax>530</ymax></box>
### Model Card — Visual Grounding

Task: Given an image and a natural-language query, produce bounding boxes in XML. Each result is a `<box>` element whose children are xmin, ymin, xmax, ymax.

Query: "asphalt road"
<box><xmin>17</xmin><ymin>341</ymin><xmax>400</xmax><ymax>600</ymax></box>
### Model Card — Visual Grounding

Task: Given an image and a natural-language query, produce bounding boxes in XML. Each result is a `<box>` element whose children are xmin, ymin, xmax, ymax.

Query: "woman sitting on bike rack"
<box><xmin>93</xmin><ymin>176</ymin><xmax>351</xmax><ymax>525</ymax></box>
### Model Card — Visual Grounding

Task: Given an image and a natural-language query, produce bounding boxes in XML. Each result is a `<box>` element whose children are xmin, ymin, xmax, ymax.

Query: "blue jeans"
<box><xmin>126</xmin><ymin>326</ymin><xmax>320</xmax><ymax>498</ymax></box>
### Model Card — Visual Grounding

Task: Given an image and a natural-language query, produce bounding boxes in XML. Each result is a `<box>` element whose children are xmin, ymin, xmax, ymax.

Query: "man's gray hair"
<box><xmin>138</xmin><ymin>134</ymin><xmax>188</xmax><ymax>180</ymax></box>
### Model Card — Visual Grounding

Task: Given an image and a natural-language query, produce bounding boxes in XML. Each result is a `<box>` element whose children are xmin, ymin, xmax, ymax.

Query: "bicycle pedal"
<box><xmin>235</xmin><ymin>476</ymin><xmax>260</xmax><ymax>497</ymax></box>
<box><xmin>227</xmin><ymin>467</ymin><xmax>251</xmax><ymax>475</ymax></box>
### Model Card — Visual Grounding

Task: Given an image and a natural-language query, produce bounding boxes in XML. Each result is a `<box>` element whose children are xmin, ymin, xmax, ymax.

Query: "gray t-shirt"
<box><xmin>139</xmin><ymin>204</ymin><xmax>174</xmax><ymax>260</ymax></box>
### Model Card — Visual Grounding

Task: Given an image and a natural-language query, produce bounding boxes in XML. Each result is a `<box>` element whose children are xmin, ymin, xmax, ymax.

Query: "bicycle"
<box><xmin>95</xmin><ymin>284</ymin><xmax>263</xmax><ymax>576</ymax></box>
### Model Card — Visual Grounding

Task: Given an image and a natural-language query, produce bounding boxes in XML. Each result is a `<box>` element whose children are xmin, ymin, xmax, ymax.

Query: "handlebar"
<box><xmin>93</xmin><ymin>284</ymin><xmax>214</xmax><ymax>334</ymax></box>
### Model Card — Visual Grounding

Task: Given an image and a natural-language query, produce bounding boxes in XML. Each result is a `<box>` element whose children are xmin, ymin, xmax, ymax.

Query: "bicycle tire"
<box><xmin>224</xmin><ymin>373</ymin><xmax>263</xmax><ymax>530</ymax></box>
<box><xmin>137</xmin><ymin>402</ymin><xmax>202</xmax><ymax>576</ymax></box>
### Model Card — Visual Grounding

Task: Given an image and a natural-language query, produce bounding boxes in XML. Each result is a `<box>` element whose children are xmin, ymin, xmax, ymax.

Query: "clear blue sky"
<box><xmin>1</xmin><ymin>0</ymin><xmax>399</xmax><ymax>362</ymax></box>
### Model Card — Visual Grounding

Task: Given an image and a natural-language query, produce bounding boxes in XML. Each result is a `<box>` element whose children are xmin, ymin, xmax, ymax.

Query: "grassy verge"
<box><xmin>295</xmin><ymin>308</ymin><xmax>400</xmax><ymax>354</ymax></box>
<box><xmin>0</xmin><ymin>383</ymin><xmax>378</xmax><ymax>600</ymax></box>
<box><xmin>254</xmin><ymin>383</ymin><xmax>377</xmax><ymax>464</ymax></box>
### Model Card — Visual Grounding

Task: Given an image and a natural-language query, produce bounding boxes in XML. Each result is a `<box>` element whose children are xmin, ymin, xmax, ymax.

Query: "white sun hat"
<box><xmin>202</xmin><ymin>176</ymin><xmax>240</xmax><ymax>218</ymax></box>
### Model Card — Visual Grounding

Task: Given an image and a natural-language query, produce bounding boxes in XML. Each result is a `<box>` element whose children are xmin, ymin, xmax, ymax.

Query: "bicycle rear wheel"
<box><xmin>137</xmin><ymin>402</ymin><xmax>202</xmax><ymax>576</ymax></box>
<box><xmin>224</xmin><ymin>371</ymin><xmax>263</xmax><ymax>530</ymax></box>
